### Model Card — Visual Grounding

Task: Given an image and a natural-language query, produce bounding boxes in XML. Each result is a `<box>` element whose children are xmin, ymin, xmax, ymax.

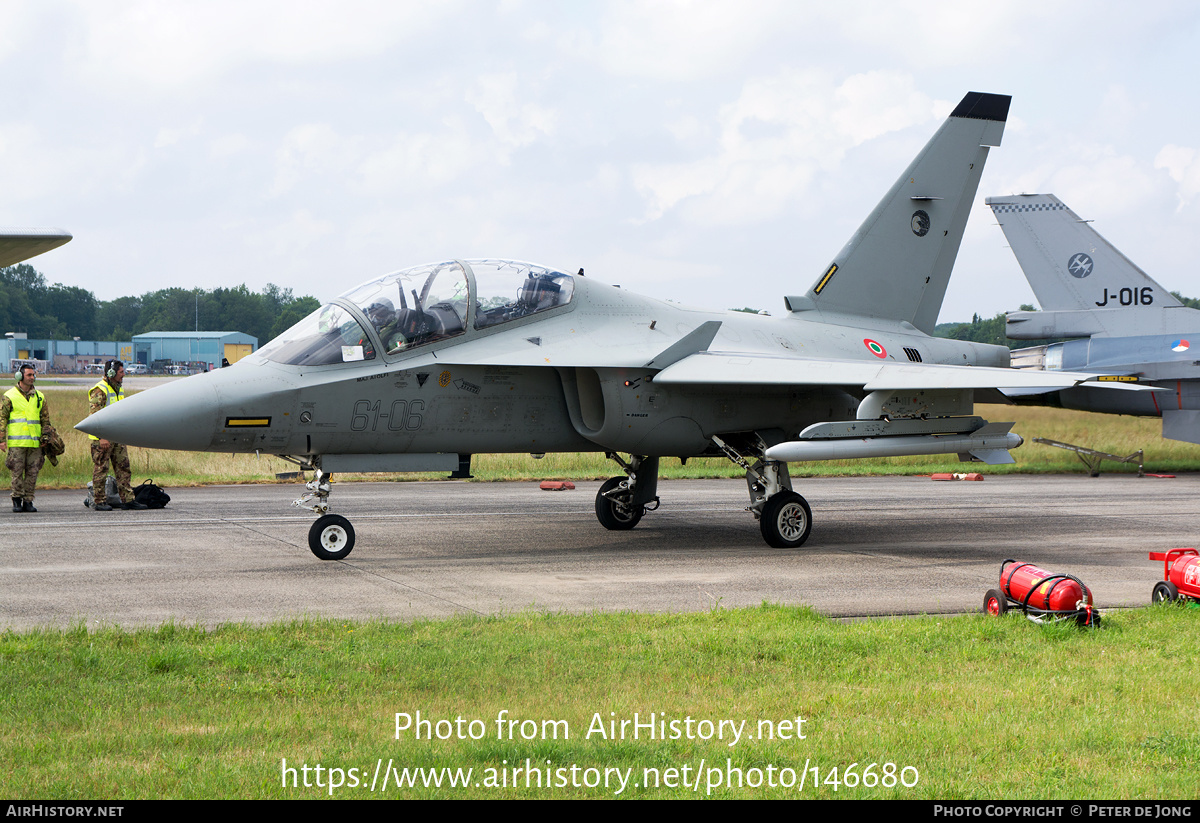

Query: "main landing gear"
<box><xmin>593</xmin><ymin>440</ymin><xmax>812</xmax><ymax>549</ymax></box>
<box><xmin>713</xmin><ymin>435</ymin><xmax>812</xmax><ymax>548</ymax></box>
<box><xmin>595</xmin><ymin>453</ymin><xmax>660</xmax><ymax>531</ymax></box>
<box><xmin>290</xmin><ymin>463</ymin><xmax>357</xmax><ymax>561</ymax></box>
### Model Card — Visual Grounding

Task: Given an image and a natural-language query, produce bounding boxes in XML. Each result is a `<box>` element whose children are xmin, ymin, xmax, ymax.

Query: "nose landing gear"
<box><xmin>310</xmin><ymin>513</ymin><xmax>356</xmax><ymax>560</ymax></box>
<box><xmin>287</xmin><ymin>461</ymin><xmax>358</xmax><ymax>561</ymax></box>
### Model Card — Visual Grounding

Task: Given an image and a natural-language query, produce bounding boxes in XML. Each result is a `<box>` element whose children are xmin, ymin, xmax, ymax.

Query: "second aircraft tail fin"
<box><xmin>986</xmin><ymin>193</ymin><xmax>1181</xmax><ymax>311</ymax></box>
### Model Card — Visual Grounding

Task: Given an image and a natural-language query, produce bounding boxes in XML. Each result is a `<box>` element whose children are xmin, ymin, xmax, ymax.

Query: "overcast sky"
<box><xmin>3</xmin><ymin>1</ymin><xmax>1200</xmax><ymax>326</ymax></box>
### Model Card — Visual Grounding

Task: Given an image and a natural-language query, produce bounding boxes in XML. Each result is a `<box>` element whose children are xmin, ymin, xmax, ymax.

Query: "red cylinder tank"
<box><xmin>1149</xmin><ymin>549</ymin><xmax>1200</xmax><ymax>601</ymax></box>
<box><xmin>1000</xmin><ymin>560</ymin><xmax>1093</xmax><ymax>612</ymax></box>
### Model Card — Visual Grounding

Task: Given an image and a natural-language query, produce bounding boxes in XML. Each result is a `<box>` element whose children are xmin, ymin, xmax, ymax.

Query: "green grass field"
<box><xmin>3</xmin><ymin>606</ymin><xmax>1197</xmax><ymax>799</ymax></box>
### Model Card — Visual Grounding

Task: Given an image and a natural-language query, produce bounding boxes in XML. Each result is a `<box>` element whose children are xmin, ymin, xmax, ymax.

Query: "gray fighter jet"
<box><xmin>79</xmin><ymin>92</ymin><xmax>1122</xmax><ymax>560</ymax></box>
<box><xmin>987</xmin><ymin>193</ymin><xmax>1200</xmax><ymax>444</ymax></box>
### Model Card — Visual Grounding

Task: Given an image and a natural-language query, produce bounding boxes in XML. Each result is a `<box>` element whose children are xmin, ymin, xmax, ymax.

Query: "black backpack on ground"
<box><xmin>133</xmin><ymin>479</ymin><xmax>171</xmax><ymax>509</ymax></box>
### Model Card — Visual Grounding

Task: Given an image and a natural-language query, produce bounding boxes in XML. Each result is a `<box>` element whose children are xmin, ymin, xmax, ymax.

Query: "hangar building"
<box><xmin>132</xmin><ymin>331</ymin><xmax>257</xmax><ymax>371</ymax></box>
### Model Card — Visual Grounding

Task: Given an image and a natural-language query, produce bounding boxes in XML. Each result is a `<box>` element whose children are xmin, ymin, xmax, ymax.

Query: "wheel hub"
<box><xmin>321</xmin><ymin>526</ymin><xmax>348</xmax><ymax>550</ymax></box>
<box><xmin>777</xmin><ymin>503</ymin><xmax>806</xmax><ymax>540</ymax></box>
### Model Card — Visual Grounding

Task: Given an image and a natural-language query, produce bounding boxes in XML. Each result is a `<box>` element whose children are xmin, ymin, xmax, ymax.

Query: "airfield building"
<box><xmin>132</xmin><ymin>331</ymin><xmax>257</xmax><ymax>372</ymax></box>
<box><xmin>3</xmin><ymin>330</ymin><xmax>258</xmax><ymax>373</ymax></box>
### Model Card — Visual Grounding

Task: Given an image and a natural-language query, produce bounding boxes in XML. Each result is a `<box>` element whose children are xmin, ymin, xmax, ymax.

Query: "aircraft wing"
<box><xmin>651</xmin><ymin>351</ymin><xmax>1134</xmax><ymax>392</ymax></box>
<box><xmin>0</xmin><ymin>228</ymin><xmax>72</xmax><ymax>268</ymax></box>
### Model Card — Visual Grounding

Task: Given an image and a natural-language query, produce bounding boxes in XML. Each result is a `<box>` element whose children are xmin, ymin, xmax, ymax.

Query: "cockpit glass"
<box><xmin>470</xmin><ymin>259</ymin><xmax>574</xmax><ymax>330</ymax></box>
<box><xmin>256</xmin><ymin>259</ymin><xmax>572</xmax><ymax>367</ymax></box>
<box><xmin>256</xmin><ymin>304</ymin><xmax>376</xmax><ymax>366</ymax></box>
<box><xmin>342</xmin><ymin>261</ymin><xmax>469</xmax><ymax>355</ymax></box>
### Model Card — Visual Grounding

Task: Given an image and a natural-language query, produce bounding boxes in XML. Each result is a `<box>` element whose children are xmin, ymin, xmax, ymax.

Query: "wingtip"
<box><xmin>950</xmin><ymin>92</ymin><xmax>1011</xmax><ymax>122</ymax></box>
<box><xmin>0</xmin><ymin>228</ymin><xmax>74</xmax><ymax>268</ymax></box>
<box><xmin>0</xmin><ymin>227</ymin><xmax>72</xmax><ymax>240</ymax></box>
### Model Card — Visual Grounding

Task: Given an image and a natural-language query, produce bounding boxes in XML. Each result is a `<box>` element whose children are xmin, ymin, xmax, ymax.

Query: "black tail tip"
<box><xmin>951</xmin><ymin>92</ymin><xmax>1011</xmax><ymax>122</ymax></box>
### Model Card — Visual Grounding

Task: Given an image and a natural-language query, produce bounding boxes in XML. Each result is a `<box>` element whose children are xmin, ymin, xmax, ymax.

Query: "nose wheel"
<box><xmin>309</xmin><ymin>514</ymin><xmax>356</xmax><ymax>560</ymax></box>
<box><xmin>288</xmin><ymin>463</ymin><xmax>357</xmax><ymax>560</ymax></box>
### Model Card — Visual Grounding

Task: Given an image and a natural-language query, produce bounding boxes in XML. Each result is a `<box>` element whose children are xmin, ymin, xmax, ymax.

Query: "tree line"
<box><xmin>934</xmin><ymin>292</ymin><xmax>1199</xmax><ymax>349</ymax></box>
<box><xmin>932</xmin><ymin>305</ymin><xmax>1043</xmax><ymax>349</ymax></box>
<box><xmin>0</xmin><ymin>264</ymin><xmax>320</xmax><ymax>343</ymax></box>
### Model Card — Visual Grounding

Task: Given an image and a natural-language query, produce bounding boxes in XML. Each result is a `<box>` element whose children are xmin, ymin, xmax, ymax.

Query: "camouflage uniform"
<box><xmin>88</xmin><ymin>381</ymin><xmax>134</xmax><ymax>506</ymax></box>
<box><xmin>1</xmin><ymin>385</ymin><xmax>50</xmax><ymax>505</ymax></box>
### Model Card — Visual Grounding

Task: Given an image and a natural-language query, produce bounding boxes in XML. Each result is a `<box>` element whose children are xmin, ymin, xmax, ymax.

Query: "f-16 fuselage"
<box><xmin>989</xmin><ymin>193</ymin><xmax>1200</xmax><ymax>445</ymax></box>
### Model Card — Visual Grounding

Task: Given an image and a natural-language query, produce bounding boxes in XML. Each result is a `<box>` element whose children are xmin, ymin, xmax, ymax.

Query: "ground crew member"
<box><xmin>1</xmin><ymin>363</ymin><xmax>51</xmax><ymax>512</ymax></box>
<box><xmin>87</xmin><ymin>360</ymin><xmax>146</xmax><ymax>511</ymax></box>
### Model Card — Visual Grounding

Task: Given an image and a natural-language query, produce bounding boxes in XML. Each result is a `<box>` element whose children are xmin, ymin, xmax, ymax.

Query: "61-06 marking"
<box><xmin>350</xmin><ymin>399</ymin><xmax>425</xmax><ymax>432</ymax></box>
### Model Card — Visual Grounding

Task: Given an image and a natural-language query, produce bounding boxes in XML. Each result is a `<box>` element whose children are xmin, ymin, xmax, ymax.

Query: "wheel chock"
<box><xmin>539</xmin><ymin>481</ymin><xmax>576</xmax><ymax>491</ymax></box>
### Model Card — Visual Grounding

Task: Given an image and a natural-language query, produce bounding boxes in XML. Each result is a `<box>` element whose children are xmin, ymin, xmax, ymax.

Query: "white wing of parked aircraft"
<box><xmin>0</xmin><ymin>228</ymin><xmax>72</xmax><ymax>268</ymax></box>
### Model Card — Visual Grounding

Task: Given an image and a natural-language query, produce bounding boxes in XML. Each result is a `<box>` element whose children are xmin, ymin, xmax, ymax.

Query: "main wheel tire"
<box><xmin>1152</xmin><ymin>580</ymin><xmax>1179</xmax><ymax>604</ymax></box>
<box><xmin>983</xmin><ymin>588</ymin><xmax>1008</xmax><ymax>616</ymax></box>
<box><xmin>595</xmin><ymin>476</ymin><xmax>643</xmax><ymax>531</ymax></box>
<box><xmin>759</xmin><ymin>491</ymin><xmax>812</xmax><ymax>548</ymax></box>
<box><xmin>309</xmin><ymin>514</ymin><xmax>356</xmax><ymax>560</ymax></box>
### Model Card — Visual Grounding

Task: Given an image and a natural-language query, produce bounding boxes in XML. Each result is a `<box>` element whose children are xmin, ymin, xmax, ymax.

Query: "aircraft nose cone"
<box><xmin>75</xmin><ymin>376</ymin><xmax>222</xmax><ymax>451</ymax></box>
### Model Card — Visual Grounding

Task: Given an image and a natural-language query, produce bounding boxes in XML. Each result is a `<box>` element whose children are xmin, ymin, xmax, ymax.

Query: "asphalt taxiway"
<box><xmin>1</xmin><ymin>474</ymin><xmax>1194</xmax><ymax>629</ymax></box>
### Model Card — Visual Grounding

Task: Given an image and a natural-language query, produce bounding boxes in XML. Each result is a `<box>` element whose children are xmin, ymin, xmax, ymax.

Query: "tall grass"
<box><xmin>30</xmin><ymin>390</ymin><xmax>1200</xmax><ymax>490</ymax></box>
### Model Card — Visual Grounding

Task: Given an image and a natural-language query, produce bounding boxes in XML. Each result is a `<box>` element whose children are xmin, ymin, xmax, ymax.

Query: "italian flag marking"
<box><xmin>864</xmin><ymin>339</ymin><xmax>887</xmax><ymax>358</ymax></box>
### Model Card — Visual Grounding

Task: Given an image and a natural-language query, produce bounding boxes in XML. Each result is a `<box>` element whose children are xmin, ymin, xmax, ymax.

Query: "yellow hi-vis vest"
<box><xmin>4</xmin><ymin>386</ymin><xmax>44</xmax><ymax>449</ymax></box>
<box><xmin>87</xmin><ymin>379</ymin><xmax>123</xmax><ymax>441</ymax></box>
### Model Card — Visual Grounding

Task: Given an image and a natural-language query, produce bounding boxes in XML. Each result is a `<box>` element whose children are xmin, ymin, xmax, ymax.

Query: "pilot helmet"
<box><xmin>518</xmin><ymin>276</ymin><xmax>562</xmax><ymax>311</ymax></box>
<box><xmin>366</xmin><ymin>298</ymin><xmax>395</xmax><ymax>327</ymax></box>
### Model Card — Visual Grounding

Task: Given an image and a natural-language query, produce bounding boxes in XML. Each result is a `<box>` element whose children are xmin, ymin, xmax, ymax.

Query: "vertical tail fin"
<box><xmin>799</xmin><ymin>92</ymin><xmax>1009</xmax><ymax>334</ymax></box>
<box><xmin>986</xmin><ymin>193</ymin><xmax>1181</xmax><ymax>310</ymax></box>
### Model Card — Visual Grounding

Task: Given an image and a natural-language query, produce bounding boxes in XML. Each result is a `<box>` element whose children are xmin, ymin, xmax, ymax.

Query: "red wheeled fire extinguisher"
<box><xmin>983</xmin><ymin>559</ymin><xmax>1100</xmax><ymax>626</ymax></box>
<box><xmin>1149</xmin><ymin>548</ymin><xmax>1200</xmax><ymax>604</ymax></box>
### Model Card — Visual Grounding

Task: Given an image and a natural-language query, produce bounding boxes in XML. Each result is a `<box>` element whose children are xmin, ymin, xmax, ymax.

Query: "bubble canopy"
<box><xmin>256</xmin><ymin>259</ymin><xmax>575</xmax><ymax>366</ymax></box>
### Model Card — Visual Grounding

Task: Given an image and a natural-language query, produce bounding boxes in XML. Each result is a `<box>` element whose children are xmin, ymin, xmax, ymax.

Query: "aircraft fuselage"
<box><xmin>103</xmin><ymin>273</ymin><xmax>1010</xmax><ymax>461</ymax></box>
